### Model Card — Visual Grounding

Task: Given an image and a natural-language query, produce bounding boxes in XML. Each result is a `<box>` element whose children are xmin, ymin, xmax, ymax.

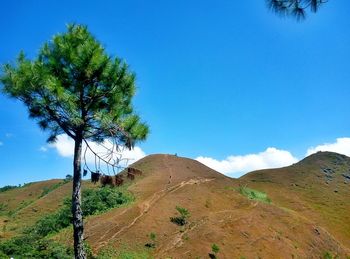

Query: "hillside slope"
<box><xmin>241</xmin><ymin>151</ymin><xmax>350</xmax><ymax>251</ymax></box>
<box><xmin>1</xmin><ymin>153</ymin><xmax>349</xmax><ymax>258</ymax></box>
<box><xmin>80</xmin><ymin>154</ymin><xmax>350</xmax><ymax>258</ymax></box>
<box><xmin>0</xmin><ymin>179</ymin><xmax>96</xmax><ymax>238</ymax></box>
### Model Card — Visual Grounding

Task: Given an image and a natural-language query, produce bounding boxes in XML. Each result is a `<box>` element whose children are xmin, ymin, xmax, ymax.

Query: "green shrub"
<box><xmin>0</xmin><ymin>186</ymin><xmax>134</xmax><ymax>258</ymax></box>
<box><xmin>30</xmin><ymin>186</ymin><xmax>133</xmax><ymax>238</ymax></box>
<box><xmin>170</xmin><ymin>206</ymin><xmax>190</xmax><ymax>226</ymax></box>
<box><xmin>323</xmin><ymin>251</ymin><xmax>340</xmax><ymax>259</ymax></box>
<box><xmin>212</xmin><ymin>243</ymin><xmax>220</xmax><ymax>254</ymax></box>
<box><xmin>29</xmin><ymin>198</ymin><xmax>72</xmax><ymax>237</ymax></box>
<box><xmin>0</xmin><ymin>185</ymin><xmax>18</xmax><ymax>193</ymax></box>
<box><xmin>97</xmin><ymin>245</ymin><xmax>151</xmax><ymax>259</ymax></box>
<box><xmin>237</xmin><ymin>185</ymin><xmax>271</xmax><ymax>203</ymax></box>
<box><xmin>0</xmin><ymin>203</ymin><xmax>8</xmax><ymax>213</ymax></box>
<box><xmin>145</xmin><ymin>232</ymin><xmax>157</xmax><ymax>248</ymax></box>
<box><xmin>82</xmin><ymin>186</ymin><xmax>134</xmax><ymax>216</ymax></box>
<box><xmin>40</xmin><ymin>180</ymin><xmax>71</xmax><ymax>198</ymax></box>
<box><xmin>0</xmin><ymin>235</ymin><xmax>73</xmax><ymax>258</ymax></box>
<box><xmin>149</xmin><ymin>232</ymin><xmax>156</xmax><ymax>241</ymax></box>
<box><xmin>8</xmin><ymin>200</ymin><xmax>34</xmax><ymax>216</ymax></box>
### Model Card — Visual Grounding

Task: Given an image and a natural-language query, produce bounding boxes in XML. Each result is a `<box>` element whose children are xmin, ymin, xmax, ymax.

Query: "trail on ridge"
<box><xmin>94</xmin><ymin>156</ymin><xmax>214</xmax><ymax>250</ymax></box>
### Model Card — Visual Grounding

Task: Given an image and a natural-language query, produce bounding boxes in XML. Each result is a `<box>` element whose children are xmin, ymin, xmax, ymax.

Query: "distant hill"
<box><xmin>241</xmin><ymin>151</ymin><xmax>350</xmax><ymax>251</ymax></box>
<box><xmin>1</xmin><ymin>153</ymin><xmax>349</xmax><ymax>258</ymax></box>
<box><xmin>0</xmin><ymin>178</ymin><xmax>97</xmax><ymax>239</ymax></box>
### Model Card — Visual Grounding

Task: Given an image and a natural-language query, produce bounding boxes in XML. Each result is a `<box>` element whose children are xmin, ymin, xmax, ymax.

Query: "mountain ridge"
<box><xmin>1</xmin><ymin>152</ymin><xmax>349</xmax><ymax>258</ymax></box>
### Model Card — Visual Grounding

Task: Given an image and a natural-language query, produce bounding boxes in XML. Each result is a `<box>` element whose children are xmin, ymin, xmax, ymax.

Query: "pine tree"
<box><xmin>266</xmin><ymin>0</ymin><xmax>327</xmax><ymax>20</ymax></box>
<box><xmin>0</xmin><ymin>24</ymin><xmax>148</xmax><ymax>258</ymax></box>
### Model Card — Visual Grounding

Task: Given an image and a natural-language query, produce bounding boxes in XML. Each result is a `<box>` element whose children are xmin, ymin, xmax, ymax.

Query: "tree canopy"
<box><xmin>1</xmin><ymin>24</ymin><xmax>149</xmax><ymax>258</ymax></box>
<box><xmin>1</xmin><ymin>24</ymin><xmax>148</xmax><ymax>146</ymax></box>
<box><xmin>267</xmin><ymin>0</ymin><xmax>327</xmax><ymax>20</ymax></box>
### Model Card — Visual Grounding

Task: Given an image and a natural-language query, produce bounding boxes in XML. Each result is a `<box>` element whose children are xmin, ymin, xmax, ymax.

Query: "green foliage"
<box><xmin>323</xmin><ymin>252</ymin><xmax>332</xmax><ymax>259</ymax></box>
<box><xmin>237</xmin><ymin>185</ymin><xmax>271</xmax><ymax>203</ymax></box>
<box><xmin>266</xmin><ymin>0</ymin><xmax>326</xmax><ymax>21</ymax></box>
<box><xmin>0</xmin><ymin>187</ymin><xmax>133</xmax><ymax>258</ymax></box>
<box><xmin>205</xmin><ymin>199</ymin><xmax>211</xmax><ymax>208</ymax></box>
<box><xmin>40</xmin><ymin>181</ymin><xmax>68</xmax><ymax>198</ymax></box>
<box><xmin>145</xmin><ymin>232</ymin><xmax>157</xmax><ymax>249</ymax></box>
<box><xmin>323</xmin><ymin>251</ymin><xmax>340</xmax><ymax>259</ymax></box>
<box><xmin>212</xmin><ymin>243</ymin><xmax>220</xmax><ymax>255</ymax></box>
<box><xmin>149</xmin><ymin>232</ymin><xmax>156</xmax><ymax>241</ymax></box>
<box><xmin>65</xmin><ymin>174</ymin><xmax>73</xmax><ymax>181</ymax></box>
<box><xmin>0</xmin><ymin>234</ymin><xmax>73</xmax><ymax>258</ymax></box>
<box><xmin>1</xmin><ymin>23</ymin><xmax>148</xmax><ymax>258</ymax></box>
<box><xmin>176</xmin><ymin>206</ymin><xmax>190</xmax><ymax>218</ymax></box>
<box><xmin>29</xmin><ymin>198</ymin><xmax>72</xmax><ymax>238</ymax></box>
<box><xmin>97</xmin><ymin>245</ymin><xmax>152</xmax><ymax>259</ymax></box>
<box><xmin>7</xmin><ymin>200</ymin><xmax>34</xmax><ymax>217</ymax></box>
<box><xmin>30</xmin><ymin>186</ymin><xmax>133</xmax><ymax>237</ymax></box>
<box><xmin>170</xmin><ymin>206</ymin><xmax>190</xmax><ymax>226</ymax></box>
<box><xmin>0</xmin><ymin>185</ymin><xmax>19</xmax><ymax>193</ymax></box>
<box><xmin>0</xmin><ymin>203</ymin><xmax>8</xmax><ymax>213</ymax></box>
<box><xmin>1</xmin><ymin>23</ymin><xmax>148</xmax><ymax>145</ymax></box>
<box><xmin>82</xmin><ymin>186</ymin><xmax>134</xmax><ymax>216</ymax></box>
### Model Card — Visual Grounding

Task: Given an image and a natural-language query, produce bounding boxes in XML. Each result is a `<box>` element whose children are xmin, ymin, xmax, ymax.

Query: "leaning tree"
<box><xmin>267</xmin><ymin>0</ymin><xmax>328</xmax><ymax>20</ymax></box>
<box><xmin>0</xmin><ymin>24</ymin><xmax>148</xmax><ymax>258</ymax></box>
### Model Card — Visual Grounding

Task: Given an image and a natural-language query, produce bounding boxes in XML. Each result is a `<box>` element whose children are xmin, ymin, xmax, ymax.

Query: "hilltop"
<box><xmin>0</xmin><ymin>153</ymin><xmax>349</xmax><ymax>258</ymax></box>
<box><xmin>241</xmin><ymin>151</ymin><xmax>350</xmax><ymax>250</ymax></box>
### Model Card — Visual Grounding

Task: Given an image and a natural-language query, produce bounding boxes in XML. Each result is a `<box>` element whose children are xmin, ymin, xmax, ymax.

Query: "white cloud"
<box><xmin>196</xmin><ymin>147</ymin><xmax>298</xmax><ymax>178</ymax></box>
<box><xmin>5</xmin><ymin>133</ymin><xmax>13</xmax><ymax>138</ymax></box>
<box><xmin>49</xmin><ymin>134</ymin><xmax>350</xmax><ymax>178</ymax></box>
<box><xmin>306</xmin><ymin>137</ymin><xmax>350</xmax><ymax>157</ymax></box>
<box><xmin>50</xmin><ymin>134</ymin><xmax>146</xmax><ymax>169</ymax></box>
<box><xmin>39</xmin><ymin>146</ymin><xmax>48</xmax><ymax>152</ymax></box>
<box><xmin>51</xmin><ymin>134</ymin><xmax>75</xmax><ymax>157</ymax></box>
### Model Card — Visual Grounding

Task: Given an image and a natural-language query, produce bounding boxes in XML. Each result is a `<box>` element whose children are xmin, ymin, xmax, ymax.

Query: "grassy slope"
<box><xmin>1</xmin><ymin>153</ymin><xmax>350</xmax><ymax>258</ymax></box>
<box><xmin>74</xmin><ymin>154</ymin><xmax>350</xmax><ymax>258</ymax></box>
<box><xmin>0</xmin><ymin>179</ymin><xmax>97</xmax><ymax>238</ymax></box>
<box><xmin>241</xmin><ymin>151</ymin><xmax>350</xmax><ymax>250</ymax></box>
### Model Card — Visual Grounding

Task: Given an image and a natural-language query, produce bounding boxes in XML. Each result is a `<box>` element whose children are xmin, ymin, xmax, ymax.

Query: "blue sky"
<box><xmin>1</xmin><ymin>0</ymin><xmax>350</xmax><ymax>186</ymax></box>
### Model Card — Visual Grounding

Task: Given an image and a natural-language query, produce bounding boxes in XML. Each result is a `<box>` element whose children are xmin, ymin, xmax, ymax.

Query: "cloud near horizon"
<box><xmin>196</xmin><ymin>148</ymin><xmax>298</xmax><ymax>178</ymax></box>
<box><xmin>49</xmin><ymin>135</ymin><xmax>350</xmax><ymax>178</ymax></box>
<box><xmin>306</xmin><ymin>137</ymin><xmax>350</xmax><ymax>157</ymax></box>
<box><xmin>49</xmin><ymin>134</ymin><xmax>146</xmax><ymax>170</ymax></box>
<box><xmin>197</xmin><ymin>137</ymin><xmax>350</xmax><ymax>177</ymax></box>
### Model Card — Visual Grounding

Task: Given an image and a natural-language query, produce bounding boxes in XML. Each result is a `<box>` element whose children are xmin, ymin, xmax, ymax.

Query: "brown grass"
<box><xmin>2</xmin><ymin>152</ymin><xmax>350</xmax><ymax>258</ymax></box>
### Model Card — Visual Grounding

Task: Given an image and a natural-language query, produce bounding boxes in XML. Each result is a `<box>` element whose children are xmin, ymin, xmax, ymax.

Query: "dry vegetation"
<box><xmin>0</xmin><ymin>152</ymin><xmax>349</xmax><ymax>258</ymax></box>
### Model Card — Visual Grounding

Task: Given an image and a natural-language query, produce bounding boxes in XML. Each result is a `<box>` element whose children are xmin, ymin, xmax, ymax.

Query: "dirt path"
<box><xmin>163</xmin><ymin>155</ymin><xmax>173</xmax><ymax>186</ymax></box>
<box><xmin>94</xmin><ymin>159</ymin><xmax>215</xmax><ymax>251</ymax></box>
<box><xmin>157</xmin><ymin>218</ymin><xmax>207</xmax><ymax>256</ymax></box>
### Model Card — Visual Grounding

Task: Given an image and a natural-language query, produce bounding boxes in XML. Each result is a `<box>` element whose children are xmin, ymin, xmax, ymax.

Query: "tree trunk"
<box><xmin>72</xmin><ymin>134</ymin><xmax>86</xmax><ymax>259</ymax></box>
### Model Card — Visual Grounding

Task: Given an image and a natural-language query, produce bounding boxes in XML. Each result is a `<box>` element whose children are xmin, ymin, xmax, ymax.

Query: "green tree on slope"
<box><xmin>0</xmin><ymin>24</ymin><xmax>148</xmax><ymax>258</ymax></box>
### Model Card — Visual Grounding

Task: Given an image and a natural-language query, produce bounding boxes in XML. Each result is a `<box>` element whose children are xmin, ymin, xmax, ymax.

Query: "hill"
<box><xmin>241</xmin><ymin>151</ymin><xmax>350</xmax><ymax>252</ymax></box>
<box><xmin>1</xmin><ymin>153</ymin><xmax>349</xmax><ymax>258</ymax></box>
<box><xmin>0</xmin><ymin>179</ymin><xmax>97</xmax><ymax>239</ymax></box>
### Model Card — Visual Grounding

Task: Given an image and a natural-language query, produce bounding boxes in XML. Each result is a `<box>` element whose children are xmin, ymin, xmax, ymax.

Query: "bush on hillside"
<box><xmin>0</xmin><ymin>186</ymin><xmax>134</xmax><ymax>258</ymax></box>
<box><xmin>170</xmin><ymin>206</ymin><xmax>190</xmax><ymax>226</ymax></box>
<box><xmin>82</xmin><ymin>187</ymin><xmax>133</xmax><ymax>216</ymax></box>
<box><xmin>40</xmin><ymin>181</ymin><xmax>68</xmax><ymax>198</ymax></box>
<box><xmin>0</xmin><ymin>185</ymin><xmax>18</xmax><ymax>193</ymax></box>
<box><xmin>145</xmin><ymin>232</ymin><xmax>157</xmax><ymax>248</ymax></box>
<box><xmin>29</xmin><ymin>186</ymin><xmax>133</xmax><ymax>237</ymax></box>
<box><xmin>0</xmin><ymin>235</ymin><xmax>73</xmax><ymax>259</ymax></box>
<box><xmin>97</xmin><ymin>244</ymin><xmax>150</xmax><ymax>259</ymax></box>
<box><xmin>237</xmin><ymin>185</ymin><xmax>271</xmax><ymax>203</ymax></box>
<box><xmin>30</xmin><ymin>199</ymin><xmax>72</xmax><ymax>237</ymax></box>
